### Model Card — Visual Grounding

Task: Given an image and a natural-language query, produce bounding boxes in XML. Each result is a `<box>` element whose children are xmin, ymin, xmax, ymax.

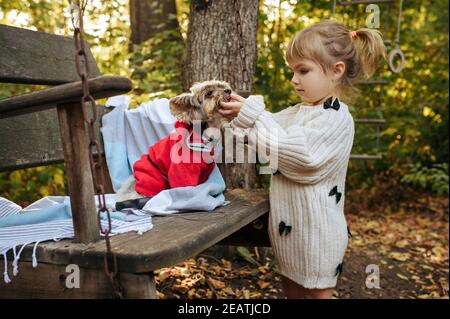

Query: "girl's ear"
<box><xmin>332</xmin><ymin>61</ymin><xmax>346</xmax><ymax>80</ymax></box>
<box><xmin>169</xmin><ymin>93</ymin><xmax>194</xmax><ymax>116</ymax></box>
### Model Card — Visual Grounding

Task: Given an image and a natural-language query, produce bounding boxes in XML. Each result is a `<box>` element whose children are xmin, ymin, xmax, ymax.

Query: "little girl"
<box><xmin>219</xmin><ymin>21</ymin><xmax>386</xmax><ymax>299</ymax></box>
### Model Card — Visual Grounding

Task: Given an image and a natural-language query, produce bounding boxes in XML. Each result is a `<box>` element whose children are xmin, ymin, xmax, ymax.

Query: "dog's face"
<box><xmin>169</xmin><ymin>80</ymin><xmax>233</xmax><ymax>125</ymax></box>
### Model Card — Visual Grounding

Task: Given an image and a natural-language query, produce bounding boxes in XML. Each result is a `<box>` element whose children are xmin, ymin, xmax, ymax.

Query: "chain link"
<box><xmin>69</xmin><ymin>0</ymin><xmax>123</xmax><ymax>299</ymax></box>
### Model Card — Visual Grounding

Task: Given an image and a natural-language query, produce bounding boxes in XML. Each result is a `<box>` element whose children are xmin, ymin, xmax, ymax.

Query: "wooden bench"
<box><xmin>0</xmin><ymin>24</ymin><xmax>270</xmax><ymax>298</ymax></box>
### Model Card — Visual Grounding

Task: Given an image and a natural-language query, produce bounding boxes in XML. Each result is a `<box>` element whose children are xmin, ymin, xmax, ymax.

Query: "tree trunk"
<box><xmin>129</xmin><ymin>0</ymin><xmax>183</xmax><ymax>96</ymax></box>
<box><xmin>183</xmin><ymin>0</ymin><xmax>260</xmax><ymax>189</ymax></box>
<box><xmin>130</xmin><ymin>0</ymin><xmax>179</xmax><ymax>45</ymax></box>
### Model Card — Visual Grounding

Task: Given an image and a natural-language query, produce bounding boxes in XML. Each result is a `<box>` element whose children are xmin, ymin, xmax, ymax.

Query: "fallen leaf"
<box><xmin>222</xmin><ymin>287</ymin><xmax>235</xmax><ymax>295</ymax></box>
<box><xmin>421</xmin><ymin>264</ymin><xmax>434</xmax><ymax>271</ymax></box>
<box><xmin>389</xmin><ymin>252</ymin><xmax>411</xmax><ymax>262</ymax></box>
<box><xmin>221</xmin><ymin>259</ymin><xmax>232</xmax><ymax>270</ymax></box>
<box><xmin>395</xmin><ymin>239</ymin><xmax>409</xmax><ymax>248</ymax></box>
<box><xmin>257</xmin><ymin>280</ymin><xmax>271</xmax><ymax>289</ymax></box>
<box><xmin>208</xmin><ymin>278</ymin><xmax>225</xmax><ymax>290</ymax></box>
<box><xmin>397</xmin><ymin>273</ymin><xmax>409</xmax><ymax>280</ymax></box>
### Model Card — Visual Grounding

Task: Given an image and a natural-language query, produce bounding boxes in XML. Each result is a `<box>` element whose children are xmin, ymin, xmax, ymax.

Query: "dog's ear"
<box><xmin>169</xmin><ymin>93</ymin><xmax>194</xmax><ymax>115</ymax></box>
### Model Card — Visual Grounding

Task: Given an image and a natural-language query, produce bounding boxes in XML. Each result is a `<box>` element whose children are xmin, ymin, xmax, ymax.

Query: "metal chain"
<box><xmin>233</xmin><ymin>0</ymin><xmax>251</xmax><ymax>95</ymax></box>
<box><xmin>69</xmin><ymin>0</ymin><xmax>123</xmax><ymax>299</ymax></box>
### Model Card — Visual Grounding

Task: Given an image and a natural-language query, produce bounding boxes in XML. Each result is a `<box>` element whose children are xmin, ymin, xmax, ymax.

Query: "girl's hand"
<box><xmin>219</xmin><ymin>93</ymin><xmax>246</xmax><ymax>120</ymax></box>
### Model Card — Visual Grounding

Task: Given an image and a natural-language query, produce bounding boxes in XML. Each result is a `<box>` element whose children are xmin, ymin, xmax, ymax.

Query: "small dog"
<box><xmin>115</xmin><ymin>80</ymin><xmax>233</xmax><ymax>210</ymax></box>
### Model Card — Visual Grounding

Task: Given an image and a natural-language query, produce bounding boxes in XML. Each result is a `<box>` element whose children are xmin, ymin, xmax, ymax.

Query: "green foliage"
<box><xmin>0</xmin><ymin>165</ymin><xmax>66</xmax><ymax>207</ymax></box>
<box><xmin>129</xmin><ymin>29</ymin><xmax>184</xmax><ymax>104</ymax></box>
<box><xmin>401</xmin><ymin>163</ymin><xmax>449</xmax><ymax>195</ymax></box>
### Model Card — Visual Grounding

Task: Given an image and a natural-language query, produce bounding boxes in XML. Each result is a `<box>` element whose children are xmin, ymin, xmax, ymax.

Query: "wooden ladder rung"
<box><xmin>339</xmin><ymin>0</ymin><xmax>393</xmax><ymax>5</ymax></box>
<box><xmin>354</xmin><ymin>118</ymin><xmax>386</xmax><ymax>125</ymax></box>
<box><xmin>357</xmin><ymin>80</ymin><xmax>389</xmax><ymax>86</ymax></box>
<box><xmin>350</xmin><ymin>154</ymin><xmax>383</xmax><ymax>160</ymax></box>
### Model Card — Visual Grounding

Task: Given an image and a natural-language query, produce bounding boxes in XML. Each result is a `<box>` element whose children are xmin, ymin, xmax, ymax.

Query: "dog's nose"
<box><xmin>224</xmin><ymin>89</ymin><xmax>232</xmax><ymax>101</ymax></box>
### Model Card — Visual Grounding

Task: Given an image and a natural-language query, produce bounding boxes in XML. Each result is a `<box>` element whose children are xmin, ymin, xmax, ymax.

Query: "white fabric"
<box><xmin>102</xmin><ymin>95</ymin><xmax>176</xmax><ymax>191</ymax></box>
<box><xmin>0</xmin><ymin>195</ymin><xmax>153</xmax><ymax>283</ymax></box>
<box><xmin>225</xmin><ymin>96</ymin><xmax>355</xmax><ymax>289</ymax></box>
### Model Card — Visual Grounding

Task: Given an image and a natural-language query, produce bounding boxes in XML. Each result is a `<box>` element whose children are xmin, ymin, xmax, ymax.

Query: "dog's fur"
<box><xmin>115</xmin><ymin>80</ymin><xmax>233</xmax><ymax>203</ymax></box>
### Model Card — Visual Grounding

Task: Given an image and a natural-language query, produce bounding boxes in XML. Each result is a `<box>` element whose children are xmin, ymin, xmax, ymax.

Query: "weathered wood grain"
<box><xmin>0</xmin><ymin>262</ymin><xmax>156</xmax><ymax>299</ymax></box>
<box><xmin>57</xmin><ymin>102</ymin><xmax>99</xmax><ymax>244</ymax></box>
<box><xmin>0</xmin><ymin>107</ymin><xmax>109</xmax><ymax>172</ymax></box>
<box><xmin>0</xmin><ymin>24</ymin><xmax>100</xmax><ymax>85</ymax></box>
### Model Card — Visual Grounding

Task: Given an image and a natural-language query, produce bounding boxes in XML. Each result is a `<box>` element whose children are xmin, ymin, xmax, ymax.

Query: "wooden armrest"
<box><xmin>0</xmin><ymin>76</ymin><xmax>132</xmax><ymax>119</ymax></box>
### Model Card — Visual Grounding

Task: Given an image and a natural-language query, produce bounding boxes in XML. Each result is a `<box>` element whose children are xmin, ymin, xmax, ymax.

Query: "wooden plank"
<box><xmin>0</xmin><ymin>262</ymin><xmax>156</xmax><ymax>299</ymax></box>
<box><xmin>95</xmin><ymin>153</ymin><xmax>115</xmax><ymax>194</ymax></box>
<box><xmin>0</xmin><ymin>24</ymin><xmax>100</xmax><ymax>85</ymax></box>
<box><xmin>57</xmin><ymin>102</ymin><xmax>99</xmax><ymax>244</ymax></box>
<box><xmin>2</xmin><ymin>189</ymin><xmax>270</xmax><ymax>273</ymax></box>
<box><xmin>0</xmin><ymin>107</ymin><xmax>108</xmax><ymax>172</ymax></box>
<box><xmin>0</xmin><ymin>76</ymin><xmax>132</xmax><ymax>119</ymax></box>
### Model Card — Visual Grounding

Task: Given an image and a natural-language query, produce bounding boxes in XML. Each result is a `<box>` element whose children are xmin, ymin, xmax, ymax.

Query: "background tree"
<box><xmin>130</xmin><ymin>0</ymin><xmax>179</xmax><ymax>45</ymax></box>
<box><xmin>183</xmin><ymin>0</ymin><xmax>260</xmax><ymax>189</ymax></box>
<box><xmin>129</xmin><ymin>0</ymin><xmax>184</xmax><ymax>100</ymax></box>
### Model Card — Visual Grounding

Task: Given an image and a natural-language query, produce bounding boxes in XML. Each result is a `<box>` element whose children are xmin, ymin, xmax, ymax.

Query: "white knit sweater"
<box><xmin>226</xmin><ymin>95</ymin><xmax>355</xmax><ymax>289</ymax></box>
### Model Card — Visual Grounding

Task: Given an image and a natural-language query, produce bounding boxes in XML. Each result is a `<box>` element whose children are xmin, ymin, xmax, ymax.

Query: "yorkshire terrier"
<box><xmin>114</xmin><ymin>80</ymin><xmax>233</xmax><ymax>210</ymax></box>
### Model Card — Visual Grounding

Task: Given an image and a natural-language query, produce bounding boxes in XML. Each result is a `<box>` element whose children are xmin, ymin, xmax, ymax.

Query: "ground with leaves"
<box><xmin>154</xmin><ymin>195</ymin><xmax>448</xmax><ymax>299</ymax></box>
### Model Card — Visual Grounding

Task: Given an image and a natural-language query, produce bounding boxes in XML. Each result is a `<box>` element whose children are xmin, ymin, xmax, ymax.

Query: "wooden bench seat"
<box><xmin>3</xmin><ymin>189</ymin><xmax>269</xmax><ymax>274</ymax></box>
<box><xmin>0</xmin><ymin>189</ymin><xmax>269</xmax><ymax>298</ymax></box>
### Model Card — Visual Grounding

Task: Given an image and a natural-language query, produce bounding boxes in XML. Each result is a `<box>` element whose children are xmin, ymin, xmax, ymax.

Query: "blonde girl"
<box><xmin>219</xmin><ymin>20</ymin><xmax>386</xmax><ymax>299</ymax></box>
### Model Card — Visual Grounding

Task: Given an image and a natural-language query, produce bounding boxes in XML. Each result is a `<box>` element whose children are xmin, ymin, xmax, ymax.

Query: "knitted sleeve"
<box><xmin>226</xmin><ymin>96</ymin><xmax>355</xmax><ymax>185</ymax></box>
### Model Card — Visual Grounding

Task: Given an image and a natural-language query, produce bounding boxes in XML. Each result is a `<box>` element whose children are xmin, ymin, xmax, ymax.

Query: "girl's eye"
<box><xmin>299</xmin><ymin>69</ymin><xmax>309</xmax><ymax>74</ymax></box>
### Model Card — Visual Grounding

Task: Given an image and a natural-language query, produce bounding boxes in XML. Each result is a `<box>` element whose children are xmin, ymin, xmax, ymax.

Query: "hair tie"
<box><xmin>350</xmin><ymin>31</ymin><xmax>358</xmax><ymax>39</ymax></box>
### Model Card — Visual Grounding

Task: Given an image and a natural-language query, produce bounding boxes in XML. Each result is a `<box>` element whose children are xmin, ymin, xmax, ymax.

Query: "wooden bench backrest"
<box><xmin>0</xmin><ymin>24</ymin><xmax>100</xmax><ymax>85</ymax></box>
<box><xmin>0</xmin><ymin>108</ymin><xmax>107</xmax><ymax>173</ymax></box>
<box><xmin>0</xmin><ymin>24</ymin><xmax>107</xmax><ymax>174</ymax></box>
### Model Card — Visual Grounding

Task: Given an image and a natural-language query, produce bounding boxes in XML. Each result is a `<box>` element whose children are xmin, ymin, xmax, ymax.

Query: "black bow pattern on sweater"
<box><xmin>278</xmin><ymin>221</ymin><xmax>292</xmax><ymax>236</ymax></box>
<box><xmin>335</xmin><ymin>262</ymin><xmax>344</xmax><ymax>277</ymax></box>
<box><xmin>328</xmin><ymin>185</ymin><xmax>342</xmax><ymax>204</ymax></box>
<box><xmin>323</xmin><ymin>96</ymin><xmax>340</xmax><ymax>111</ymax></box>
<box><xmin>347</xmin><ymin>226</ymin><xmax>353</xmax><ymax>238</ymax></box>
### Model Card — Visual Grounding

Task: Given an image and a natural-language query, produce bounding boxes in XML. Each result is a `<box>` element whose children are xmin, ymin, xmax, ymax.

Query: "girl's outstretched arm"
<box><xmin>223</xmin><ymin>96</ymin><xmax>355</xmax><ymax>185</ymax></box>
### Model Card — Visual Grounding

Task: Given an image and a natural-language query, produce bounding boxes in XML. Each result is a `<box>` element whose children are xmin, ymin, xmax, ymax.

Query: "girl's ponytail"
<box><xmin>352</xmin><ymin>28</ymin><xmax>387</xmax><ymax>79</ymax></box>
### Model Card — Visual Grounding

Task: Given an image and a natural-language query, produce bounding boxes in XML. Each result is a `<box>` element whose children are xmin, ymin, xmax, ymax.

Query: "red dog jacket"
<box><xmin>133</xmin><ymin>121</ymin><xmax>217</xmax><ymax>197</ymax></box>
